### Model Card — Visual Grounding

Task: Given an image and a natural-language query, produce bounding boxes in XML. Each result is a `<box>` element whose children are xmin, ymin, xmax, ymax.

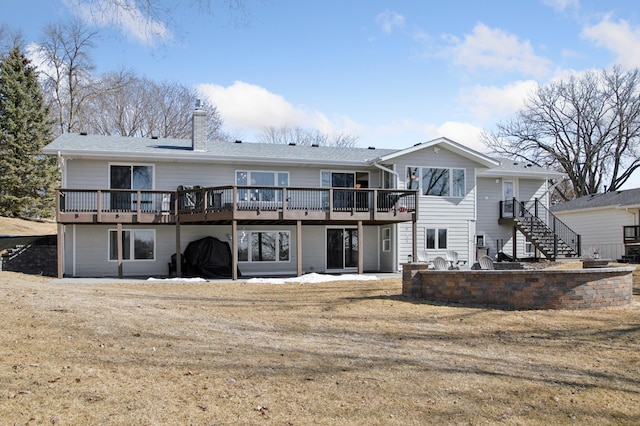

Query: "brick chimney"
<box><xmin>192</xmin><ymin>99</ymin><xmax>206</xmax><ymax>151</ymax></box>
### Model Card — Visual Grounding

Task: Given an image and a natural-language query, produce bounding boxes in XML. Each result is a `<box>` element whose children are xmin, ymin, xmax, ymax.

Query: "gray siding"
<box><xmin>555</xmin><ymin>208</ymin><xmax>636</xmax><ymax>260</ymax></box>
<box><xmin>64</xmin><ymin>222</ymin><xmax>384</xmax><ymax>278</ymax></box>
<box><xmin>477</xmin><ymin>177</ymin><xmax>550</xmax><ymax>260</ymax></box>
<box><xmin>65</xmin><ymin>158</ymin><xmax>383</xmax><ymax>190</ymax></box>
<box><xmin>391</xmin><ymin>146</ymin><xmax>478</xmax><ymax>267</ymax></box>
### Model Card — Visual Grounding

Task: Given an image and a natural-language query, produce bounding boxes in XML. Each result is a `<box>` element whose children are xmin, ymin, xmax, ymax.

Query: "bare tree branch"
<box><xmin>257</xmin><ymin>126</ymin><xmax>359</xmax><ymax>147</ymax></box>
<box><xmin>482</xmin><ymin>66</ymin><xmax>640</xmax><ymax>199</ymax></box>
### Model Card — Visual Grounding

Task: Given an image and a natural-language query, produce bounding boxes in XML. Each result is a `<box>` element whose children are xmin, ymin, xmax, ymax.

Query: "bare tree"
<box><xmin>38</xmin><ymin>20</ymin><xmax>99</xmax><ymax>134</ymax></box>
<box><xmin>68</xmin><ymin>0</ymin><xmax>253</xmax><ymax>41</ymax></box>
<box><xmin>81</xmin><ymin>73</ymin><xmax>227</xmax><ymax>140</ymax></box>
<box><xmin>482</xmin><ymin>66</ymin><xmax>640</xmax><ymax>200</ymax></box>
<box><xmin>257</xmin><ymin>126</ymin><xmax>359</xmax><ymax>147</ymax></box>
<box><xmin>0</xmin><ymin>24</ymin><xmax>25</xmax><ymax>54</ymax></box>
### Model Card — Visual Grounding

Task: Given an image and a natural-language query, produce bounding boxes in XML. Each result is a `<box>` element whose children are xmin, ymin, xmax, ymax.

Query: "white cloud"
<box><xmin>582</xmin><ymin>16</ymin><xmax>640</xmax><ymax>68</ymax></box>
<box><xmin>446</xmin><ymin>23</ymin><xmax>552</xmax><ymax>77</ymax></box>
<box><xmin>431</xmin><ymin>121</ymin><xmax>487</xmax><ymax>152</ymax></box>
<box><xmin>196</xmin><ymin>81</ymin><xmax>359</xmax><ymax>138</ymax></box>
<box><xmin>62</xmin><ymin>0</ymin><xmax>172</xmax><ymax>45</ymax></box>
<box><xmin>542</xmin><ymin>0</ymin><xmax>580</xmax><ymax>12</ymax></box>
<box><xmin>376</xmin><ymin>10</ymin><xmax>405</xmax><ymax>34</ymax></box>
<box><xmin>458</xmin><ymin>80</ymin><xmax>538</xmax><ymax>121</ymax></box>
<box><xmin>364</xmin><ymin>118</ymin><xmax>486</xmax><ymax>152</ymax></box>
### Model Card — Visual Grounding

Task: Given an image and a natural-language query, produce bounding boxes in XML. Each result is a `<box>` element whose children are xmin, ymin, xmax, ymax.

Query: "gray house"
<box><xmin>551</xmin><ymin>188</ymin><xmax>640</xmax><ymax>261</ymax></box>
<box><xmin>43</xmin><ymin>106</ymin><xmax>572</xmax><ymax>279</ymax></box>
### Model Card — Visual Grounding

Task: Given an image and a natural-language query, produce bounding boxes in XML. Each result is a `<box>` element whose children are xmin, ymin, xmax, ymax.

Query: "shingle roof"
<box><xmin>551</xmin><ymin>188</ymin><xmax>640</xmax><ymax>213</ymax></box>
<box><xmin>478</xmin><ymin>158</ymin><xmax>564</xmax><ymax>179</ymax></box>
<box><xmin>43</xmin><ymin>133</ymin><xmax>397</xmax><ymax>165</ymax></box>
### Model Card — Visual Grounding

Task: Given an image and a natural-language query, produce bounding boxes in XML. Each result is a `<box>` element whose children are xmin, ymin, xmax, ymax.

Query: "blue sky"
<box><xmin>3</xmin><ymin>1</ymin><xmax>640</xmax><ymax>175</ymax></box>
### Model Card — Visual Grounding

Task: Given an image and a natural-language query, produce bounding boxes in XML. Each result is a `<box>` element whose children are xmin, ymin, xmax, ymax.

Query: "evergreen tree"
<box><xmin>0</xmin><ymin>47</ymin><xmax>59</xmax><ymax>218</ymax></box>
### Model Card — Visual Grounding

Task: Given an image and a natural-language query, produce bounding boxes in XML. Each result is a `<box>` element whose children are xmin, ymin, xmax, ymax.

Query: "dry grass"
<box><xmin>1</xmin><ymin>271</ymin><xmax>639</xmax><ymax>425</ymax></box>
<box><xmin>0</xmin><ymin>216</ymin><xmax>57</xmax><ymax>236</ymax></box>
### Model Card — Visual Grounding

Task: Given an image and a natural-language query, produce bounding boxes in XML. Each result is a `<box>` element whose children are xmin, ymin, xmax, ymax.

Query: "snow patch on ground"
<box><xmin>147</xmin><ymin>277</ymin><xmax>207</xmax><ymax>282</ymax></box>
<box><xmin>147</xmin><ymin>273</ymin><xmax>379</xmax><ymax>284</ymax></box>
<box><xmin>246</xmin><ymin>273</ymin><xmax>379</xmax><ymax>284</ymax></box>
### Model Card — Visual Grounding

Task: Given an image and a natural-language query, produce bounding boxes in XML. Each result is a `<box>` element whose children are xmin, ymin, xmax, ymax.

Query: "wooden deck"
<box><xmin>55</xmin><ymin>186</ymin><xmax>417</xmax><ymax>225</ymax></box>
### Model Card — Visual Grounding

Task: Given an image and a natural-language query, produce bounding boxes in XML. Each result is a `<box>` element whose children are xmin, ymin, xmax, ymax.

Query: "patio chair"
<box><xmin>433</xmin><ymin>256</ymin><xmax>449</xmax><ymax>271</ymax></box>
<box><xmin>445</xmin><ymin>250</ymin><xmax>467</xmax><ymax>269</ymax></box>
<box><xmin>479</xmin><ymin>255</ymin><xmax>494</xmax><ymax>270</ymax></box>
<box><xmin>416</xmin><ymin>251</ymin><xmax>429</xmax><ymax>263</ymax></box>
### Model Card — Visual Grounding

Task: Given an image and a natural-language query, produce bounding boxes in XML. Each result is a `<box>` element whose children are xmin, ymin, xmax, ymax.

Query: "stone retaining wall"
<box><xmin>1</xmin><ymin>245</ymin><xmax>57</xmax><ymax>277</ymax></box>
<box><xmin>402</xmin><ymin>264</ymin><xmax>634</xmax><ymax>309</ymax></box>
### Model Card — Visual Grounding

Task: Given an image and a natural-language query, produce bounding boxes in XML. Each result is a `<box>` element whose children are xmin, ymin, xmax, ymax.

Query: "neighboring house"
<box><xmin>551</xmin><ymin>188</ymin><xmax>640</xmax><ymax>261</ymax></box>
<box><xmin>43</xmin><ymin>105</ymin><xmax>571</xmax><ymax>279</ymax></box>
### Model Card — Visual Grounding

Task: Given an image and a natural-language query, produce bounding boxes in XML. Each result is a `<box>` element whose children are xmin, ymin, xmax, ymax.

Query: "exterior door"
<box><xmin>326</xmin><ymin>228</ymin><xmax>358</xmax><ymax>270</ymax></box>
<box><xmin>502</xmin><ymin>180</ymin><xmax>515</xmax><ymax>216</ymax></box>
<box><xmin>110</xmin><ymin>165</ymin><xmax>153</xmax><ymax>210</ymax></box>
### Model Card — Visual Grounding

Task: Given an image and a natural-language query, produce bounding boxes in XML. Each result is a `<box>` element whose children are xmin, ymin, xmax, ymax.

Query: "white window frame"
<box><xmin>237</xmin><ymin>230</ymin><xmax>291</xmax><ymax>263</ymax></box>
<box><xmin>320</xmin><ymin>170</ymin><xmax>370</xmax><ymax>188</ymax></box>
<box><xmin>425</xmin><ymin>227</ymin><xmax>448</xmax><ymax>250</ymax></box>
<box><xmin>108</xmin><ymin>162</ymin><xmax>154</xmax><ymax>190</ymax></box>
<box><xmin>236</xmin><ymin>170</ymin><xmax>289</xmax><ymax>202</ymax></box>
<box><xmin>525</xmin><ymin>241</ymin><xmax>534</xmax><ymax>255</ymax></box>
<box><xmin>420</xmin><ymin>167</ymin><xmax>465</xmax><ymax>197</ymax></box>
<box><xmin>382</xmin><ymin>227</ymin><xmax>391</xmax><ymax>252</ymax></box>
<box><xmin>405</xmin><ymin>166</ymin><xmax>420</xmax><ymax>190</ymax></box>
<box><xmin>108</xmin><ymin>229</ymin><xmax>156</xmax><ymax>261</ymax></box>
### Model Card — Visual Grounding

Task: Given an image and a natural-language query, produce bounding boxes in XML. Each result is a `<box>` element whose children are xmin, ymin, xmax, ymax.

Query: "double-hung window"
<box><xmin>382</xmin><ymin>227</ymin><xmax>391</xmax><ymax>252</ymax></box>
<box><xmin>425</xmin><ymin>228</ymin><xmax>447</xmax><ymax>250</ymax></box>
<box><xmin>108</xmin><ymin>229</ymin><xmax>155</xmax><ymax>261</ymax></box>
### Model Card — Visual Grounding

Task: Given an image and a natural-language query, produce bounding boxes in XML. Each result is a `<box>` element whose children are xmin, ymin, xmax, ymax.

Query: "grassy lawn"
<box><xmin>1</xmin><ymin>270</ymin><xmax>639</xmax><ymax>425</ymax></box>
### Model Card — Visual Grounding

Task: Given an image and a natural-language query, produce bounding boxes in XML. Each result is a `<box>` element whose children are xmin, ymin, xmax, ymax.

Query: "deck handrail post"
<box><xmin>96</xmin><ymin>190</ymin><xmax>102</xmax><ymax>222</ymax></box>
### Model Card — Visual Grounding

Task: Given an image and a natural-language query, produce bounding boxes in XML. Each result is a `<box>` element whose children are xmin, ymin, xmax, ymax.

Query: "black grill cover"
<box><xmin>183</xmin><ymin>236</ymin><xmax>239</xmax><ymax>278</ymax></box>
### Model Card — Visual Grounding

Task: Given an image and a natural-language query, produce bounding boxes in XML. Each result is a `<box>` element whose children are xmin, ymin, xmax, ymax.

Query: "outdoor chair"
<box><xmin>479</xmin><ymin>255</ymin><xmax>494</xmax><ymax>270</ymax></box>
<box><xmin>433</xmin><ymin>256</ymin><xmax>449</xmax><ymax>270</ymax></box>
<box><xmin>445</xmin><ymin>250</ymin><xmax>467</xmax><ymax>269</ymax></box>
<box><xmin>416</xmin><ymin>251</ymin><xmax>429</xmax><ymax>263</ymax></box>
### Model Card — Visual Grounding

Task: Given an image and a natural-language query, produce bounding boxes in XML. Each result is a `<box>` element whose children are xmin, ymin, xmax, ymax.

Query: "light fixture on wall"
<box><xmin>433</xmin><ymin>147</ymin><xmax>440</xmax><ymax>154</ymax></box>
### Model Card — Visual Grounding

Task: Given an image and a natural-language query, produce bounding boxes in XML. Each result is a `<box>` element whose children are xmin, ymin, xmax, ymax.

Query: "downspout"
<box><xmin>57</xmin><ymin>151</ymin><xmax>66</xmax><ymax>187</ymax></box>
<box><xmin>372</xmin><ymin>161</ymin><xmax>399</xmax><ymax>182</ymax></box>
<box><xmin>372</xmin><ymin>161</ymin><xmax>404</xmax><ymax>267</ymax></box>
<box><xmin>538</xmin><ymin>176</ymin><xmax>568</xmax><ymax>201</ymax></box>
<box><xmin>373</xmin><ymin>161</ymin><xmax>403</xmax><ymax>271</ymax></box>
<box><xmin>57</xmin><ymin>151</ymin><xmax>66</xmax><ymax>277</ymax></box>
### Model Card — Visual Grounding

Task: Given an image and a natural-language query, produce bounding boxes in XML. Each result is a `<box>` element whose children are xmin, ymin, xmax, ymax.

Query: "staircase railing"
<box><xmin>517</xmin><ymin>198</ymin><xmax>581</xmax><ymax>257</ymax></box>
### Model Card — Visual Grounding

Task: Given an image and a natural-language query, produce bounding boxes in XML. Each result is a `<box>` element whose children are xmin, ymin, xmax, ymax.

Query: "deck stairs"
<box><xmin>508</xmin><ymin>199</ymin><xmax>580</xmax><ymax>261</ymax></box>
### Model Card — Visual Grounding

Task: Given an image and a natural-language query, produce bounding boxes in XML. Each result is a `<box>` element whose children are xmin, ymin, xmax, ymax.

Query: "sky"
<box><xmin>3</xmin><ymin>0</ymin><xmax>640</xmax><ymax>186</ymax></box>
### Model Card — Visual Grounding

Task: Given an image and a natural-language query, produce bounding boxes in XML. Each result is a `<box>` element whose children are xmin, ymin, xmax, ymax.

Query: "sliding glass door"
<box><xmin>327</xmin><ymin>228</ymin><xmax>358</xmax><ymax>270</ymax></box>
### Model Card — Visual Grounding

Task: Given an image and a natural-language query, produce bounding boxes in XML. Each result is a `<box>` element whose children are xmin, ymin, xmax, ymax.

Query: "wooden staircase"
<box><xmin>502</xmin><ymin>198</ymin><xmax>581</xmax><ymax>261</ymax></box>
<box><xmin>513</xmin><ymin>215</ymin><xmax>579</xmax><ymax>259</ymax></box>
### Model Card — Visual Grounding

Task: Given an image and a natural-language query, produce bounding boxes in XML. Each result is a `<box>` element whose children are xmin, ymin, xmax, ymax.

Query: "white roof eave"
<box><xmin>45</xmin><ymin>149</ymin><xmax>370</xmax><ymax>167</ymax></box>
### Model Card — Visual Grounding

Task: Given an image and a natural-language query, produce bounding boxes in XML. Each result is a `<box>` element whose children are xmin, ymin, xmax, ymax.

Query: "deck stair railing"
<box><xmin>501</xmin><ymin>198</ymin><xmax>580</xmax><ymax>260</ymax></box>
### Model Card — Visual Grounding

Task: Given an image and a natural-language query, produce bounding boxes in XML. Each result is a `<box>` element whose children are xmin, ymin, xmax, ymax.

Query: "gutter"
<box><xmin>372</xmin><ymin>162</ymin><xmax>399</xmax><ymax>181</ymax></box>
<box><xmin>44</xmin><ymin>149</ymin><xmax>370</xmax><ymax>167</ymax></box>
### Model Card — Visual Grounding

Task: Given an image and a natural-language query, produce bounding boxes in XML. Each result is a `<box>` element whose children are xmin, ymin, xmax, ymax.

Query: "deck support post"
<box><xmin>175</xmin><ymin>221</ymin><xmax>181</xmax><ymax>277</ymax></box>
<box><xmin>297</xmin><ymin>220</ymin><xmax>302</xmax><ymax>277</ymax></box>
<box><xmin>56</xmin><ymin>223</ymin><xmax>64</xmax><ymax>278</ymax></box>
<box><xmin>412</xmin><ymin>215</ymin><xmax>418</xmax><ymax>264</ymax></box>
<box><xmin>358</xmin><ymin>220</ymin><xmax>363</xmax><ymax>274</ymax></box>
<box><xmin>232</xmin><ymin>220</ymin><xmax>238</xmax><ymax>280</ymax></box>
<box><xmin>117</xmin><ymin>223</ymin><xmax>123</xmax><ymax>279</ymax></box>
